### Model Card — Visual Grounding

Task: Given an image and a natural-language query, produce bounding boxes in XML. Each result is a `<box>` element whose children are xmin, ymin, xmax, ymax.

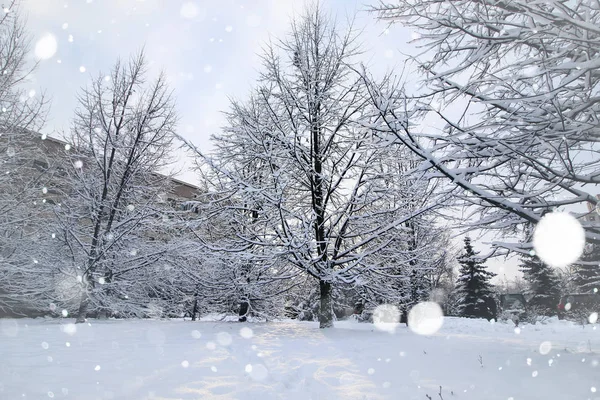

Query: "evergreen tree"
<box><xmin>520</xmin><ymin>254</ymin><xmax>561</xmax><ymax>316</ymax></box>
<box><xmin>456</xmin><ymin>237</ymin><xmax>496</xmax><ymax>319</ymax></box>
<box><xmin>573</xmin><ymin>244</ymin><xmax>600</xmax><ymax>294</ymax></box>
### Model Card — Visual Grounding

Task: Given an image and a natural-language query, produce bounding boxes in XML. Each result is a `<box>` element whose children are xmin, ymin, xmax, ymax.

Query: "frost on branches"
<box><xmin>369</xmin><ymin>0</ymin><xmax>600</xmax><ymax>251</ymax></box>
<box><xmin>47</xmin><ymin>52</ymin><xmax>183</xmax><ymax>322</ymax></box>
<box><xmin>0</xmin><ymin>1</ymin><xmax>52</xmax><ymax>316</ymax></box>
<box><xmin>183</xmin><ymin>6</ymin><xmax>447</xmax><ymax>328</ymax></box>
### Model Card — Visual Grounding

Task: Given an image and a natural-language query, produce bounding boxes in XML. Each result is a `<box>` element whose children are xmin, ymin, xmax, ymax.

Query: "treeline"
<box><xmin>1</xmin><ymin>1</ymin><xmax>599</xmax><ymax>327</ymax></box>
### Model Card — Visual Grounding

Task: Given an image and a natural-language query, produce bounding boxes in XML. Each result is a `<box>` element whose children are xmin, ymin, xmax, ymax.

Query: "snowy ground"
<box><xmin>1</xmin><ymin>316</ymin><xmax>599</xmax><ymax>400</ymax></box>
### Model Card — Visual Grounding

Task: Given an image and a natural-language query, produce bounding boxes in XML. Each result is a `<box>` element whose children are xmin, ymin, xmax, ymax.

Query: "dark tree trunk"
<box><xmin>75</xmin><ymin>291</ymin><xmax>89</xmax><ymax>323</ymax></box>
<box><xmin>319</xmin><ymin>280</ymin><xmax>334</xmax><ymax>328</ymax></box>
<box><xmin>239</xmin><ymin>301</ymin><xmax>249</xmax><ymax>322</ymax></box>
<box><xmin>191</xmin><ymin>295</ymin><xmax>199</xmax><ymax>321</ymax></box>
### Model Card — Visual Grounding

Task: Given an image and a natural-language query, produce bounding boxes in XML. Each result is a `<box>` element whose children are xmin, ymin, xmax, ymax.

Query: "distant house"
<box><xmin>582</xmin><ymin>194</ymin><xmax>600</xmax><ymax>225</ymax></box>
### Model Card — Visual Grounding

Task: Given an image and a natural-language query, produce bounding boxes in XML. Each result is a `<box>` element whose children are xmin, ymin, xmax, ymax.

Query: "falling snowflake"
<box><xmin>248</xmin><ymin>363</ymin><xmax>268</xmax><ymax>381</ymax></box>
<box><xmin>216</xmin><ymin>332</ymin><xmax>232</xmax><ymax>346</ymax></box>
<box><xmin>372</xmin><ymin>304</ymin><xmax>400</xmax><ymax>333</ymax></box>
<box><xmin>539</xmin><ymin>341</ymin><xmax>552</xmax><ymax>355</ymax></box>
<box><xmin>181</xmin><ymin>360</ymin><xmax>189</xmax><ymax>368</ymax></box>
<box><xmin>239</xmin><ymin>327</ymin><xmax>253</xmax><ymax>339</ymax></box>
<box><xmin>62</xmin><ymin>323</ymin><xmax>77</xmax><ymax>335</ymax></box>
<box><xmin>180</xmin><ymin>2</ymin><xmax>199</xmax><ymax>19</ymax></box>
<box><xmin>533</xmin><ymin>212</ymin><xmax>585</xmax><ymax>268</ymax></box>
<box><xmin>191</xmin><ymin>330</ymin><xmax>201</xmax><ymax>339</ymax></box>
<box><xmin>34</xmin><ymin>34</ymin><xmax>58</xmax><ymax>60</ymax></box>
<box><xmin>408</xmin><ymin>302</ymin><xmax>444</xmax><ymax>336</ymax></box>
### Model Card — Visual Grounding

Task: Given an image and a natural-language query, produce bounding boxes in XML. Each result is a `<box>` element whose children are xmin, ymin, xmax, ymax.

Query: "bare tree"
<box><xmin>48</xmin><ymin>51</ymin><xmax>179</xmax><ymax>322</ymax></box>
<box><xmin>0</xmin><ymin>1</ymin><xmax>51</xmax><ymax>315</ymax></box>
<box><xmin>182</xmin><ymin>6</ymin><xmax>443</xmax><ymax>328</ymax></box>
<box><xmin>366</xmin><ymin>0</ymin><xmax>600</xmax><ymax>250</ymax></box>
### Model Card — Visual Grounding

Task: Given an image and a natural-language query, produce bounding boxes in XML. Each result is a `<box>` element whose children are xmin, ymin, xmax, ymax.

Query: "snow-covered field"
<box><xmin>1</xmin><ymin>316</ymin><xmax>599</xmax><ymax>400</ymax></box>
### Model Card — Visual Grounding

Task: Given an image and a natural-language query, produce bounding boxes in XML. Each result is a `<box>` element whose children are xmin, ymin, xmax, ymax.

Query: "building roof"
<box><xmin>31</xmin><ymin>132</ymin><xmax>201</xmax><ymax>200</ymax></box>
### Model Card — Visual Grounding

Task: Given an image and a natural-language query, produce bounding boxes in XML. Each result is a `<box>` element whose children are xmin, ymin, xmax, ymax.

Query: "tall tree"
<box><xmin>49</xmin><ymin>52</ymin><xmax>179</xmax><ymax>322</ymax></box>
<box><xmin>520</xmin><ymin>254</ymin><xmax>561</xmax><ymax>316</ymax></box>
<box><xmin>0</xmin><ymin>0</ymin><xmax>50</xmax><ymax>315</ymax></box>
<box><xmin>456</xmin><ymin>237</ymin><xmax>496</xmax><ymax>319</ymax></box>
<box><xmin>573</xmin><ymin>243</ymin><xmax>600</xmax><ymax>294</ymax></box>
<box><xmin>184</xmin><ymin>6</ymin><xmax>441</xmax><ymax>328</ymax></box>
<box><xmin>365</xmin><ymin>0</ymin><xmax>600</xmax><ymax>251</ymax></box>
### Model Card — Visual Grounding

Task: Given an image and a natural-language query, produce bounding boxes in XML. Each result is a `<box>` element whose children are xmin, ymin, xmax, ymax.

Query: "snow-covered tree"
<box><xmin>573</xmin><ymin>243</ymin><xmax>600</xmax><ymax>293</ymax></box>
<box><xmin>0</xmin><ymin>1</ymin><xmax>51</xmax><ymax>315</ymax></box>
<box><xmin>366</xmin><ymin>0</ymin><xmax>600</xmax><ymax>250</ymax></box>
<box><xmin>47</xmin><ymin>52</ymin><xmax>180</xmax><ymax>322</ymax></box>
<box><xmin>183</xmin><ymin>6</ymin><xmax>442</xmax><ymax>328</ymax></box>
<box><xmin>455</xmin><ymin>237</ymin><xmax>496</xmax><ymax>319</ymax></box>
<box><xmin>520</xmin><ymin>254</ymin><xmax>561</xmax><ymax>316</ymax></box>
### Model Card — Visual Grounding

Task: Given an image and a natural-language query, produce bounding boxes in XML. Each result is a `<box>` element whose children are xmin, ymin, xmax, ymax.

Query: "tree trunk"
<box><xmin>75</xmin><ymin>291</ymin><xmax>89</xmax><ymax>323</ymax></box>
<box><xmin>319</xmin><ymin>280</ymin><xmax>334</xmax><ymax>328</ymax></box>
<box><xmin>191</xmin><ymin>295</ymin><xmax>198</xmax><ymax>321</ymax></box>
<box><xmin>239</xmin><ymin>300</ymin><xmax>249</xmax><ymax>322</ymax></box>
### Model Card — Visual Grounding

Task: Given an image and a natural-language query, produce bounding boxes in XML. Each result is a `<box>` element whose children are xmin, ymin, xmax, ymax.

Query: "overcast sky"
<box><xmin>21</xmin><ymin>0</ymin><xmax>523</xmax><ymax>282</ymax></box>
<box><xmin>23</xmin><ymin>0</ymin><xmax>411</xmax><ymax>162</ymax></box>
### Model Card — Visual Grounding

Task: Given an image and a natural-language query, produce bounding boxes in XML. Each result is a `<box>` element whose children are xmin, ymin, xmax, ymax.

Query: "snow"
<box><xmin>372</xmin><ymin>304</ymin><xmax>400</xmax><ymax>333</ymax></box>
<box><xmin>34</xmin><ymin>33</ymin><xmax>58</xmax><ymax>60</ymax></box>
<box><xmin>180</xmin><ymin>2</ymin><xmax>201</xmax><ymax>20</ymax></box>
<box><xmin>533</xmin><ymin>212</ymin><xmax>585</xmax><ymax>268</ymax></box>
<box><xmin>408</xmin><ymin>301</ymin><xmax>444</xmax><ymax>336</ymax></box>
<box><xmin>1</xmin><ymin>317</ymin><xmax>599</xmax><ymax>399</ymax></box>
